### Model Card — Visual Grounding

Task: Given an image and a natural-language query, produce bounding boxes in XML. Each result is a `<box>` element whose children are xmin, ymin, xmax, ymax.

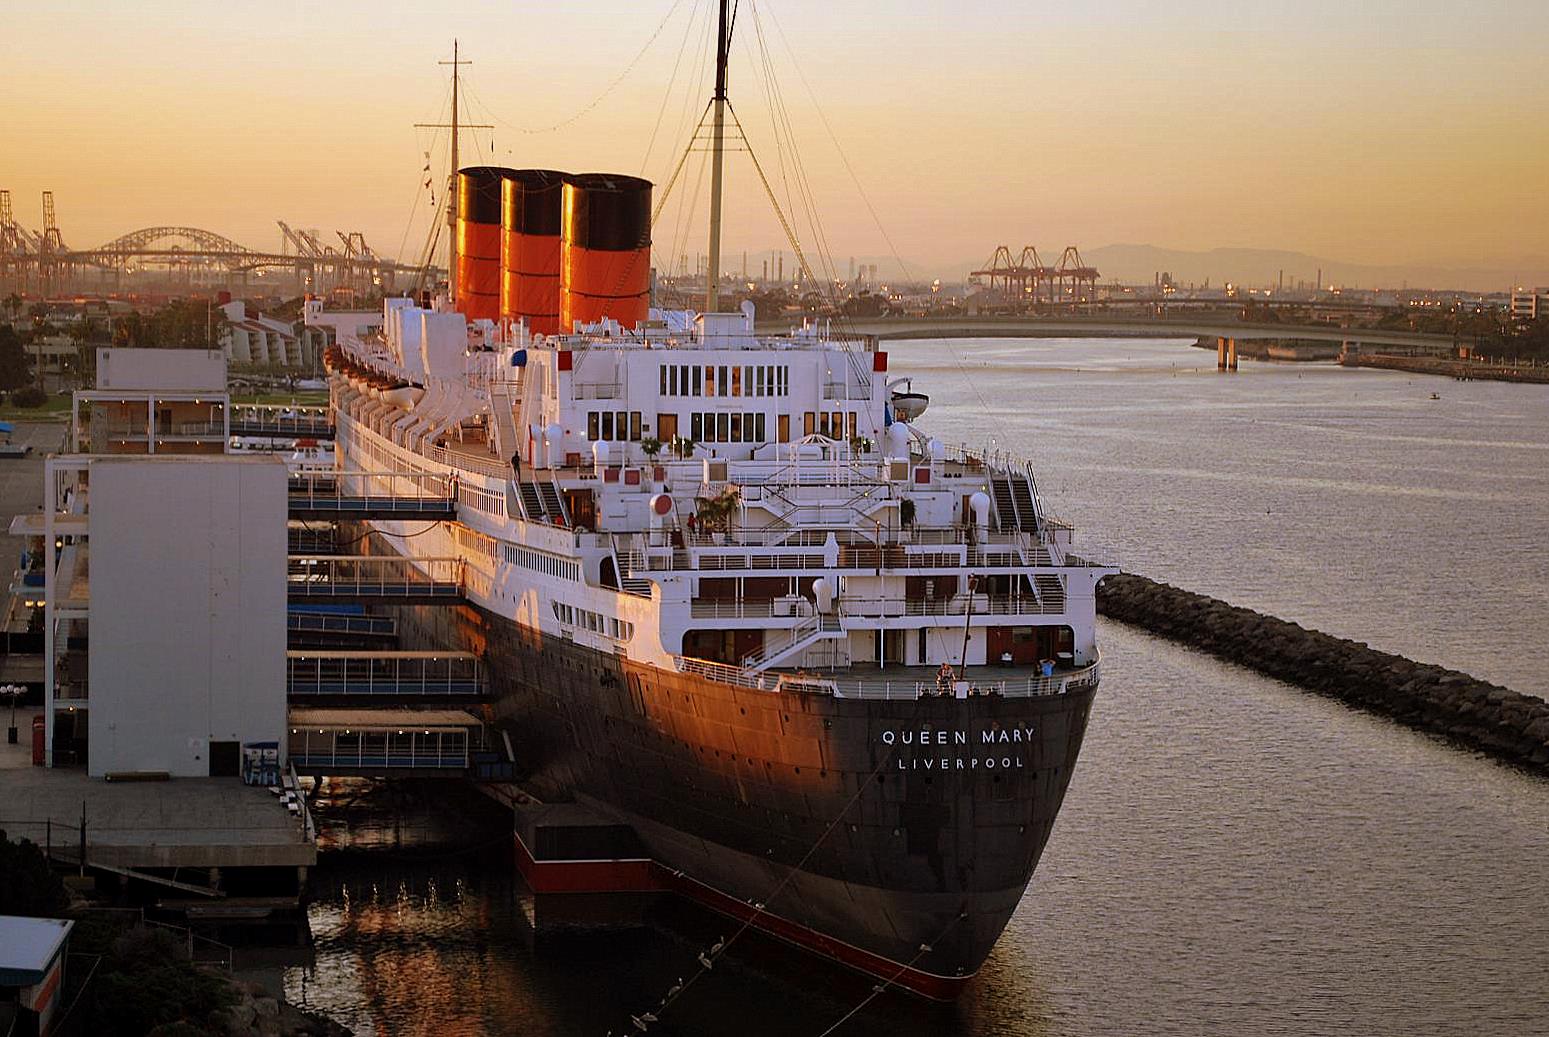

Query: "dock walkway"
<box><xmin>0</xmin><ymin>708</ymin><xmax>315</xmax><ymax>871</ymax></box>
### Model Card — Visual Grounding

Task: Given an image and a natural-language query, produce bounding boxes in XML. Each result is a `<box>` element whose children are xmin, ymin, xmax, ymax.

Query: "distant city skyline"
<box><xmin>4</xmin><ymin>1</ymin><xmax>1546</xmax><ymax>289</ymax></box>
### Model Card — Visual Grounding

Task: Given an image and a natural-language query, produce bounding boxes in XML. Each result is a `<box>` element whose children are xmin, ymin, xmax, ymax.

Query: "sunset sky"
<box><xmin>4</xmin><ymin>1</ymin><xmax>1546</xmax><ymax>284</ymax></box>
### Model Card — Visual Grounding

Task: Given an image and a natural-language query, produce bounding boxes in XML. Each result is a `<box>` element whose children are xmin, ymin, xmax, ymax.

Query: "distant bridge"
<box><xmin>1</xmin><ymin>199</ymin><xmax>435</xmax><ymax>294</ymax></box>
<box><xmin>763</xmin><ymin>316</ymin><xmax>1467</xmax><ymax>352</ymax></box>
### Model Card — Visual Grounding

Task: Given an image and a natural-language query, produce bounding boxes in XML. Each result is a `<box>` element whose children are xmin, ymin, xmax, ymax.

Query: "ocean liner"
<box><xmin>306</xmin><ymin>8</ymin><xmax>1114</xmax><ymax>999</ymax></box>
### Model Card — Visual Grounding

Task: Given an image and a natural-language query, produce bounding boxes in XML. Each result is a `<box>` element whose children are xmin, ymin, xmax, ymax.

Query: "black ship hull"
<box><xmin>379</xmin><ymin>556</ymin><xmax>1098</xmax><ymax>998</ymax></box>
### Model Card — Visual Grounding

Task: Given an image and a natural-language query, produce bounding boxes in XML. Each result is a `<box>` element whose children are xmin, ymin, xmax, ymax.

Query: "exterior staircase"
<box><xmin>741</xmin><ymin>613</ymin><xmax>845</xmax><ymax>672</ymax></box>
<box><xmin>515</xmin><ymin>482</ymin><xmax>545</xmax><ymax>521</ymax></box>
<box><xmin>490</xmin><ymin>387</ymin><xmax>521</xmax><ymax>464</ymax></box>
<box><xmin>990</xmin><ymin>477</ymin><xmax>1019</xmax><ymax>531</ymax></box>
<box><xmin>1033</xmin><ymin>574</ymin><xmax>1066</xmax><ymax>612</ymax></box>
<box><xmin>536</xmin><ymin>481</ymin><xmax>569</xmax><ymax>526</ymax></box>
<box><xmin>1009</xmin><ymin>473</ymin><xmax>1039</xmax><ymax>531</ymax></box>
<box><xmin>615</xmin><ymin>547</ymin><xmax>653</xmax><ymax>597</ymax></box>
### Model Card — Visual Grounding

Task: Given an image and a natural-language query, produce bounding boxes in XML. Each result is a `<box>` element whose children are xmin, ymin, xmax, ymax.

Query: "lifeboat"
<box><xmin>381</xmin><ymin>381</ymin><xmax>425</xmax><ymax>409</ymax></box>
<box><xmin>889</xmin><ymin>377</ymin><xmax>929</xmax><ymax>421</ymax></box>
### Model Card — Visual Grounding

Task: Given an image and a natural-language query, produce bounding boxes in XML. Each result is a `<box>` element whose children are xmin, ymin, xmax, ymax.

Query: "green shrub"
<box><xmin>10</xmin><ymin>386</ymin><xmax>48</xmax><ymax>408</ymax></box>
<box><xmin>0</xmin><ymin>830</ymin><xmax>68</xmax><ymax>917</ymax></box>
<box><xmin>87</xmin><ymin>928</ymin><xmax>235</xmax><ymax>1037</ymax></box>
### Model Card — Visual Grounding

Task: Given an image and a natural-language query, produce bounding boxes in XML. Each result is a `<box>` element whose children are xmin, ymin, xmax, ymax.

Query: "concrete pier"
<box><xmin>1097</xmin><ymin>574</ymin><xmax>1549</xmax><ymax>771</ymax></box>
<box><xmin>1</xmin><ymin>709</ymin><xmax>315</xmax><ymax>873</ymax></box>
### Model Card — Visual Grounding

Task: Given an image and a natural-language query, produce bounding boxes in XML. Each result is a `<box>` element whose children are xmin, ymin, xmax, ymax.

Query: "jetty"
<box><xmin>1097</xmin><ymin>573</ymin><xmax>1549</xmax><ymax>772</ymax></box>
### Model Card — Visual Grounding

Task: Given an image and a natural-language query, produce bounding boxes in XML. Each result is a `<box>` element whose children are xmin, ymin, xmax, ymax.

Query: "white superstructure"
<box><xmin>314</xmin><ymin>296</ymin><xmax>1110</xmax><ymax>697</ymax></box>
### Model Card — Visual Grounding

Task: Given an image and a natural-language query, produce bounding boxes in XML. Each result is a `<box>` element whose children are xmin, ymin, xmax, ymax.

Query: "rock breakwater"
<box><xmin>1097</xmin><ymin>573</ymin><xmax>1549</xmax><ymax>772</ymax></box>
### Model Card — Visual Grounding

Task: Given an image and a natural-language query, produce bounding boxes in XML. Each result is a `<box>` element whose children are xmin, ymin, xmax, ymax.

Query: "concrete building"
<box><xmin>0</xmin><ymin>915</ymin><xmax>74</xmax><ymax>1036</ymax></box>
<box><xmin>71</xmin><ymin>347</ymin><xmax>228</xmax><ymax>454</ymax></box>
<box><xmin>1510</xmin><ymin>287</ymin><xmax>1549</xmax><ymax>322</ymax></box>
<box><xmin>28</xmin><ymin>349</ymin><xmax>289</xmax><ymax>776</ymax></box>
<box><xmin>83</xmin><ymin>456</ymin><xmax>287</xmax><ymax>777</ymax></box>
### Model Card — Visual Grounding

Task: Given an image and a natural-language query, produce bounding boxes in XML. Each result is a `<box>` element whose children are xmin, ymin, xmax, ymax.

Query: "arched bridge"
<box><xmin>94</xmin><ymin>226</ymin><xmax>253</xmax><ymax>255</ymax></box>
<box><xmin>62</xmin><ymin>225</ymin><xmax>424</xmax><ymax>279</ymax></box>
<box><xmin>762</xmin><ymin>315</ymin><xmax>1467</xmax><ymax>353</ymax></box>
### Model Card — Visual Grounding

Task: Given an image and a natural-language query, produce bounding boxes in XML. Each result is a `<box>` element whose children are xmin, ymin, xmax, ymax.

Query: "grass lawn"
<box><xmin>0</xmin><ymin>396</ymin><xmax>73</xmax><ymax>422</ymax></box>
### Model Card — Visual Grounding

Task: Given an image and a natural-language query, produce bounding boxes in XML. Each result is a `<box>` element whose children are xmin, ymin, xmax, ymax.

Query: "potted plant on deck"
<box><xmin>670</xmin><ymin>435</ymin><xmax>697</xmax><ymax>461</ymax></box>
<box><xmin>697</xmin><ymin>485</ymin><xmax>741</xmax><ymax>545</ymax></box>
<box><xmin>641</xmin><ymin>436</ymin><xmax>665</xmax><ymax>481</ymax></box>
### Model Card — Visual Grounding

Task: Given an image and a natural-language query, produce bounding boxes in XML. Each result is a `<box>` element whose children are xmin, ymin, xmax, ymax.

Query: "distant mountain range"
<box><xmin>919</xmin><ymin>245</ymin><xmax>1549</xmax><ymax>294</ymax></box>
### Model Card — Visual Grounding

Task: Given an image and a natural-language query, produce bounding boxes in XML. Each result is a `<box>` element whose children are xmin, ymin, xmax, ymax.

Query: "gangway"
<box><xmin>287</xmin><ymin>707</ymin><xmax>484</xmax><ymax>777</ymax></box>
<box><xmin>229</xmin><ymin>405</ymin><xmax>333</xmax><ymax>439</ymax></box>
<box><xmin>288</xmin><ymin>526</ymin><xmax>339</xmax><ymax>555</ymax></box>
<box><xmin>287</xmin><ymin>555</ymin><xmax>464</xmax><ymax>604</ymax></box>
<box><xmin>286</xmin><ymin>650</ymin><xmax>484</xmax><ymax>700</ymax></box>
<box><xmin>288</xmin><ymin>471</ymin><xmax>457</xmax><ymax>521</ymax></box>
<box><xmin>287</xmin><ymin>611</ymin><xmax>398</xmax><ymax>648</ymax></box>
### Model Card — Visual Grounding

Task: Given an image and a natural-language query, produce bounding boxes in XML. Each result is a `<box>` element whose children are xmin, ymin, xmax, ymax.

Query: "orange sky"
<box><xmin>4</xmin><ymin>1</ymin><xmax>1546</xmax><ymax>284</ymax></box>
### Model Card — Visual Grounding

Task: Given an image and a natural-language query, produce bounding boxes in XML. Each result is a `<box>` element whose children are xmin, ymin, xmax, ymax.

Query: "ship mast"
<box><xmin>417</xmin><ymin>42</ymin><xmax>481</xmax><ymax>299</ymax></box>
<box><xmin>705</xmin><ymin>0</ymin><xmax>731</xmax><ymax>314</ymax></box>
<box><xmin>448</xmin><ymin>40</ymin><xmax>460</xmax><ymax>300</ymax></box>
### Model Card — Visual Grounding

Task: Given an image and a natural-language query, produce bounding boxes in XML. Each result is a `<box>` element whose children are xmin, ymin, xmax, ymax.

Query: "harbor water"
<box><xmin>284</xmin><ymin>338</ymin><xmax>1549</xmax><ymax>1035</ymax></box>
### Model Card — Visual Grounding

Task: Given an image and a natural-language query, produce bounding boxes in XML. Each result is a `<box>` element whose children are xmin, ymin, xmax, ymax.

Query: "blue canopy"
<box><xmin>0</xmin><ymin>422</ymin><xmax>14</xmax><ymax>434</ymax></box>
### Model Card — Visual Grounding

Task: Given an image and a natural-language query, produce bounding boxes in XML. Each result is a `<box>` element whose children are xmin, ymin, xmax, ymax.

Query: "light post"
<box><xmin>2</xmin><ymin>683</ymin><xmax>24</xmax><ymax>745</ymax></box>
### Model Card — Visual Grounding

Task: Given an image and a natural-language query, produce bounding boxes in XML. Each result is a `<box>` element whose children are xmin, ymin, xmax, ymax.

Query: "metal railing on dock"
<box><xmin>287</xmin><ymin>726</ymin><xmax>474</xmax><ymax>773</ymax></box>
<box><xmin>286</xmin><ymin>650</ymin><xmax>484</xmax><ymax>698</ymax></box>
<box><xmin>230</xmin><ymin>405</ymin><xmax>333</xmax><ymax>439</ymax></box>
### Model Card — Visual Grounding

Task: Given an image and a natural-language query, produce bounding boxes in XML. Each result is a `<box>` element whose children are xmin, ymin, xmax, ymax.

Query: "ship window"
<box><xmin>616</xmin><ymin>411</ymin><xmax>628</xmax><ymax>440</ymax></box>
<box><xmin>661</xmin><ymin>366</ymin><xmax>669</xmax><ymax>396</ymax></box>
<box><xmin>732</xmin><ymin>367</ymin><xmax>742</xmax><ymax>396</ymax></box>
<box><xmin>717</xmin><ymin>412</ymin><xmax>731</xmax><ymax>441</ymax></box>
<box><xmin>755</xmin><ymin>413</ymin><xmax>766</xmax><ymax>442</ymax></box>
<box><xmin>779</xmin><ymin>366</ymin><xmax>788</xmax><ymax>396</ymax></box>
<box><xmin>691</xmin><ymin>412</ymin><xmax>703</xmax><ymax>441</ymax></box>
<box><xmin>692</xmin><ymin>366</ymin><xmax>702</xmax><ymax>395</ymax></box>
<box><xmin>756</xmin><ymin>367</ymin><xmax>765</xmax><ymax>396</ymax></box>
<box><xmin>587</xmin><ymin>412</ymin><xmax>600</xmax><ymax>440</ymax></box>
<box><xmin>730</xmin><ymin>413</ymin><xmax>742</xmax><ymax>442</ymax></box>
<box><xmin>831</xmin><ymin>411</ymin><xmax>843</xmax><ymax>438</ymax></box>
<box><xmin>804</xmin><ymin>411</ymin><xmax>815</xmax><ymax>436</ymax></box>
<box><xmin>705</xmin><ymin>365</ymin><xmax>715</xmax><ymax>396</ymax></box>
<box><xmin>601</xmin><ymin>412</ymin><xmax>614</xmax><ymax>440</ymax></box>
<box><xmin>719</xmin><ymin>367</ymin><xmax>729</xmax><ymax>397</ymax></box>
<box><xmin>848</xmin><ymin>413</ymin><xmax>858</xmax><ymax>441</ymax></box>
<box><xmin>630</xmin><ymin>412</ymin><xmax>642</xmax><ymax>441</ymax></box>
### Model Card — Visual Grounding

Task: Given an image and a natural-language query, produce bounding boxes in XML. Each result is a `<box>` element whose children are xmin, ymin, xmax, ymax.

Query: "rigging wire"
<box><xmin>641</xmin><ymin>0</ymin><xmax>706</xmax><ymax>175</ymax></box>
<box><xmin>813</xmin><ymin>909</ymin><xmax>970</xmax><ymax>1037</ymax></box>
<box><xmin>471</xmin><ymin>0</ymin><xmax>688</xmax><ymax>137</ymax></box>
<box><xmin>759</xmin><ymin>0</ymin><xmax>916</xmax><ymax>288</ymax></box>
<box><xmin>398</xmin><ymin>81</ymin><xmax>454</xmax><ymax>277</ymax></box>
<box><xmin>756</xmin><ymin>0</ymin><xmax>992</xmax><ymax>410</ymax></box>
